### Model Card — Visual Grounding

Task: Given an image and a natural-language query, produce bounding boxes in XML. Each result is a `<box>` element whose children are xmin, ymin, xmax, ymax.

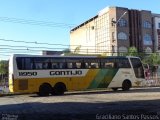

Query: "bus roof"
<box><xmin>10</xmin><ymin>54</ymin><xmax>140</xmax><ymax>59</ymax></box>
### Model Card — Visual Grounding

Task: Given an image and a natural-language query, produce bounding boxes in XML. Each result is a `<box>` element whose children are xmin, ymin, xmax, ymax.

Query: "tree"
<box><xmin>142</xmin><ymin>53</ymin><xmax>160</xmax><ymax>79</ymax></box>
<box><xmin>0</xmin><ymin>60</ymin><xmax>8</xmax><ymax>81</ymax></box>
<box><xmin>0</xmin><ymin>60</ymin><xmax>8</xmax><ymax>74</ymax></box>
<box><xmin>127</xmin><ymin>47</ymin><xmax>138</xmax><ymax>56</ymax></box>
<box><xmin>142</xmin><ymin>53</ymin><xmax>160</xmax><ymax>66</ymax></box>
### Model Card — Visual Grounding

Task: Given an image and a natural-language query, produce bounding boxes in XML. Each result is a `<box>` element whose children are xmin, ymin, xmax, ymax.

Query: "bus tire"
<box><xmin>38</xmin><ymin>83</ymin><xmax>52</xmax><ymax>96</ymax></box>
<box><xmin>53</xmin><ymin>82</ymin><xmax>66</xmax><ymax>95</ymax></box>
<box><xmin>112</xmin><ymin>88</ymin><xmax>118</xmax><ymax>91</ymax></box>
<box><xmin>122</xmin><ymin>80</ymin><xmax>131</xmax><ymax>91</ymax></box>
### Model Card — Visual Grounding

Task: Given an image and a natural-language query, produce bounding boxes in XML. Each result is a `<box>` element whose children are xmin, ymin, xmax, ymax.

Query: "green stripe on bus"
<box><xmin>88</xmin><ymin>69</ymin><xmax>118</xmax><ymax>89</ymax></box>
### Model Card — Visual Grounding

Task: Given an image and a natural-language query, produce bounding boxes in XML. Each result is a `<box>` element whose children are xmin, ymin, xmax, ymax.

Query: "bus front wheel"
<box><xmin>122</xmin><ymin>80</ymin><xmax>131</xmax><ymax>91</ymax></box>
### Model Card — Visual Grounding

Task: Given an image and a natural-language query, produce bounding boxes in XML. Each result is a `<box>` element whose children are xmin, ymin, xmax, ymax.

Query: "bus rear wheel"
<box><xmin>53</xmin><ymin>83</ymin><xmax>66</xmax><ymax>95</ymax></box>
<box><xmin>122</xmin><ymin>80</ymin><xmax>131</xmax><ymax>91</ymax></box>
<box><xmin>38</xmin><ymin>83</ymin><xmax>52</xmax><ymax>96</ymax></box>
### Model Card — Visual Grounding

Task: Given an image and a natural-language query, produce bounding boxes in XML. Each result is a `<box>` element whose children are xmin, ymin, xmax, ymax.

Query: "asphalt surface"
<box><xmin>0</xmin><ymin>87</ymin><xmax>160</xmax><ymax>120</ymax></box>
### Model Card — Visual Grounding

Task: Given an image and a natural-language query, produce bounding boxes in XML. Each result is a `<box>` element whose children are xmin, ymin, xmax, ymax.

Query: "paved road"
<box><xmin>0</xmin><ymin>87</ymin><xmax>160</xmax><ymax>120</ymax></box>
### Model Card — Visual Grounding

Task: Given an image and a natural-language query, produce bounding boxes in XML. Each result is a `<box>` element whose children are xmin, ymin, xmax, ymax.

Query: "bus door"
<box><xmin>130</xmin><ymin>58</ymin><xmax>145</xmax><ymax>79</ymax></box>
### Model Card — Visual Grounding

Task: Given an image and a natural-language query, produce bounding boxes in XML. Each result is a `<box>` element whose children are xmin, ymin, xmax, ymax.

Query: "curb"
<box><xmin>0</xmin><ymin>92</ymin><xmax>30</xmax><ymax>97</ymax></box>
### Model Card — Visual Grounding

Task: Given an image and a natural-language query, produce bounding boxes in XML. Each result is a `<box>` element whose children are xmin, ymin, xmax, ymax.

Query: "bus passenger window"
<box><xmin>35</xmin><ymin>63</ymin><xmax>42</xmax><ymax>69</ymax></box>
<box><xmin>67</xmin><ymin>63</ymin><xmax>73</xmax><ymax>69</ymax></box>
<box><xmin>81</xmin><ymin>62</ymin><xmax>85</xmax><ymax>69</ymax></box>
<box><xmin>48</xmin><ymin>62</ymin><xmax>52</xmax><ymax>69</ymax></box>
<box><xmin>85</xmin><ymin>63</ymin><xmax>90</xmax><ymax>68</ymax></box>
<box><xmin>76</xmin><ymin>63</ymin><xmax>81</xmax><ymax>69</ymax></box>
<box><xmin>59</xmin><ymin>63</ymin><xmax>66</xmax><ymax>69</ymax></box>
<box><xmin>52</xmin><ymin>63</ymin><xmax>58</xmax><ymax>69</ymax></box>
<box><xmin>104</xmin><ymin>63</ymin><xmax>114</xmax><ymax>68</ymax></box>
<box><xmin>25</xmin><ymin>58</ymin><xmax>32</xmax><ymax>70</ymax></box>
<box><xmin>72</xmin><ymin>63</ymin><xmax>77</xmax><ymax>68</ymax></box>
<box><xmin>91</xmin><ymin>63</ymin><xmax>99</xmax><ymax>68</ymax></box>
<box><xmin>42</xmin><ymin>63</ymin><xmax>48</xmax><ymax>69</ymax></box>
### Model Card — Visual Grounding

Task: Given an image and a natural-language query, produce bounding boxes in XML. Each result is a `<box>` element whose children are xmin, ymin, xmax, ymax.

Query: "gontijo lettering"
<box><xmin>50</xmin><ymin>70</ymin><xmax>82</xmax><ymax>76</ymax></box>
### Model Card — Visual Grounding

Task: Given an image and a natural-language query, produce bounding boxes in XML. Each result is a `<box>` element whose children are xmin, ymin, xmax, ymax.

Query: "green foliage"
<box><xmin>142</xmin><ymin>53</ymin><xmax>160</xmax><ymax>66</ymax></box>
<box><xmin>127</xmin><ymin>47</ymin><xmax>138</xmax><ymax>56</ymax></box>
<box><xmin>0</xmin><ymin>60</ymin><xmax>8</xmax><ymax>74</ymax></box>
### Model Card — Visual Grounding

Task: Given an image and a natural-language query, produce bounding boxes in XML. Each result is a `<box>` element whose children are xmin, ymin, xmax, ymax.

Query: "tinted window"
<box><xmin>130</xmin><ymin>58</ymin><xmax>144</xmax><ymax>78</ymax></box>
<box><xmin>16</xmin><ymin>57</ymin><xmax>34</xmax><ymax>70</ymax></box>
<box><xmin>16</xmin><ymin>57</ymin><xmax>66</xmax><ymax>70</ymax></box>
<box><xmin>115</xmin><ymin>58</ymin><xmax>131</xmax><ymax>68</ymax></box>
<box><xmin>84</xmin><ymin>58</ymin><xmax>100</xmax><ymax>69</ymax></box>
<box><xmin>66</xmin><ymin>58</ymin><xmax>83</xmax><ymax>69</ymax></box>
<box><xmin>101</xmin><ymin>58</ymin><xmax>115</xmax><ymax>68</ymax></box>
<box><xmin>130</xmin><ymin>58</ymin><xmax>142</xmax><ymax>68</ymax></box>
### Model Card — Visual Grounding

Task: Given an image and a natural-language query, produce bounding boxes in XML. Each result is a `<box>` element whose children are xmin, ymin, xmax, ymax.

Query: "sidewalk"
<box><xmin>143</xmin><ymin>77</ymin><xmax>160</xmax><ymax>87</ymax></box>
<box><xmin>0</xmin><ymin>86</ymin><xmax>10</xmax><ymax>96</ymax></box>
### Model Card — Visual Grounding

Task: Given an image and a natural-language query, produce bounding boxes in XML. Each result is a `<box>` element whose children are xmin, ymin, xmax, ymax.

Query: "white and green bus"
<box><xmin>9</xmin><ymin>54</ymin><xmax>145</xmax><ymax>96</ymax></box>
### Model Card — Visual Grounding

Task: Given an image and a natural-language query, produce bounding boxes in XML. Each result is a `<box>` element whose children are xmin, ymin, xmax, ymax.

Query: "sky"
<box><xmin>0</xmin><ymin>0</ymin><xmax>160</xmax><ymax>60</ymax></box>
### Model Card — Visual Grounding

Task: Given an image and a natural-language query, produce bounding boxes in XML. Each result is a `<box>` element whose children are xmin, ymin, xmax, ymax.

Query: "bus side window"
<box><xmin>104</xmin><ymin>63</ymin><xmax>114</xmax><ymax>68</ymax></box>
<box><xmin>91</xmin><ymin>63</ymin><xmax>99</xmax><ymax>68</ymax></box>
<box><xmin>35</xmin><ymin>63</ymin><xmax>42</xmax><ymax>69</ymax></box>
<box><xmin>67</xmin><ymin>63</ymin><xmax>73</xmax><ymax>69</ymax></box>
<box><xmin>72</xmin><ymin>63</ymin><xmax>77</xmax><ymax>68</ymax></box>
<box><xmin>25</xmin><ymin>58</ymin><xmax>32</xmax><ymax>70</ymax></box>
<box><xmin>48</xmin><ymin>62</ymin><xmax>52</xmax><ymax>69</ymax></box>
<box><xmin>85</xmin><ymin>63</ymin><xmax>91</xmax><ymax>68</ymax></box>
<box><xmin>59</xmin><ymin>63</ymin><xmax>66</xmax><ymax>69</ymax></box>
<box><xmin>76</xmin><ymin>63</ymin><xmax>82</xmax><ymax>69</ymax></box>
<box><xmin>81</xmin><ymin>62</ymin><xmax>86</xmax><ymax>69</ymax></box>
<box><xmin>52</xmin><ymin>63</ymin><xmax>58</xmax><ymax>69</ymax></box>
<box><xmin>42</xmin><ymin>62</ymin><xmax>48</xmax><ymax>69</ymax></box>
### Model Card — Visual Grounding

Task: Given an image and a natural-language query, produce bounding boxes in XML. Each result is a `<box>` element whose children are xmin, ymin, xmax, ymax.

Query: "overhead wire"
<box><xmin>0</xmin><ymin>17</ymin><xmax>75</xmax><ymax>28</ymax></box>
<box><xmin>0</xmin><ymin>17</ymin><xmax>100</xmax><ymax>30</ymax></box>
<box><xmin>0</xmin><ymin>17</ymin><xmax>122</xmax><ymax>58</ymax></box>
<box><xmin>0</xmin><ymin>44</ymin><xmax>69</xmax><ymax>50</ymax></box>
<box><xmin>0</xmin><ymin>38</ymin><xmax>116</xmax><ymax>48</ymax></box>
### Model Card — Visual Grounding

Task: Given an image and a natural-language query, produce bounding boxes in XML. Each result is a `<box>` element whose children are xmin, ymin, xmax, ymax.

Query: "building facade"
<box><xmin>153</xmin><ymin>14</ymin><xmax>160</xmax><ymax>52</ymax></box>
<box><xmin>70</xmin><ymin>6</ymin><xmax>154</xmax><ymax>55</ymax></box>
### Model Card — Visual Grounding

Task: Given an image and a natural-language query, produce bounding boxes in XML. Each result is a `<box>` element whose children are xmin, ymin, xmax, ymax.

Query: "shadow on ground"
<box><xmin>27</xmin><ymin>87</ymin><xmax>160</xmax><ymax>98</ymax></box>
<box><xmin>0</xmin><ymin>99</ymin><xmax>160</xmax><ymax>120</ymax></box>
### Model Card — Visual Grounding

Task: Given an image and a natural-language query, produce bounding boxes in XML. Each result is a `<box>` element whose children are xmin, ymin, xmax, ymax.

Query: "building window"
<box><xmin>145</xmin><ymin>47</ymin><xmax>152</xmax><ymax>54</ymax></box>
<box><xmin>143</xmin><ymin>34</ymin><xmax>152</xmax><ymax>45</ymax></box>
<box><xmin>117</xmin><ymin>19</ymin><xmax>127</xmax><ymax>27</ymax></box>
<box><xmin>119</xmin><ymin>46</ymin><xmax>128</xmax><ymax>53</ymax></box>
<box><xmin>112</xmin><ymin>45</ymin><xmax>115</xmax><ymax>53</ymax></box>
<box><xmin>118</xmin><ymin>46</ymin><xmax>128</xmax><ymax>56</ymax></box>
<box><xmin>118</xmin><ymin>32</ymin><xmax>127</xmax><ymax>40</ymax></box>
<box><xmin>111</xmin><ymin>18</ymin><xmax>116</xmax><ymax>26</ymax></box>
<box><xmin>143</xmin><ymin>21</ymin><xmax>151</xmax><ymax>28</ymax></box>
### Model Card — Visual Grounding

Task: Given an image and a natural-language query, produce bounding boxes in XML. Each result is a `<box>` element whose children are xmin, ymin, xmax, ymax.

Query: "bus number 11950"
<box><xmin>19</xmin><ymin>72</ymin><xmax>37</xmax><ymax>76</ymax></box>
